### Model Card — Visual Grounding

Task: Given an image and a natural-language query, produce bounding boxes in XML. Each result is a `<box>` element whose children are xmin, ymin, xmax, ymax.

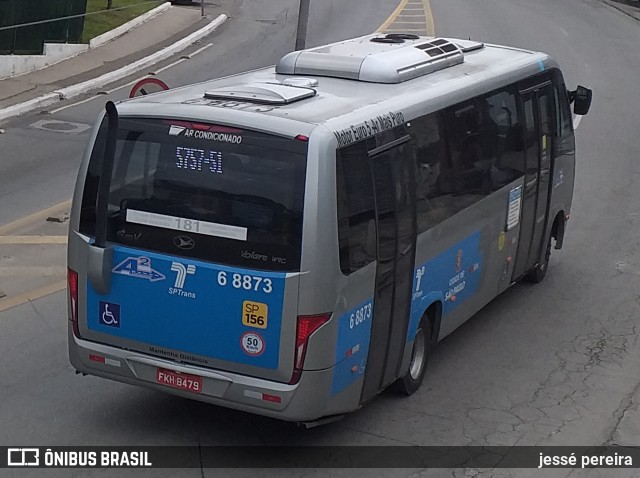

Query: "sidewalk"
<box><xmin>0</xmin><ymin>4</ymin><xmax>225</xmax><ymax>119</ymax></box>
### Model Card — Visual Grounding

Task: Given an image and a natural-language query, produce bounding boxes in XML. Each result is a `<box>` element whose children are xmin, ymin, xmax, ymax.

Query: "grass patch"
<box><xmin>81</xmin><ymin>0</ymin><xmax>164</xmax><ymax>43</ymax></box>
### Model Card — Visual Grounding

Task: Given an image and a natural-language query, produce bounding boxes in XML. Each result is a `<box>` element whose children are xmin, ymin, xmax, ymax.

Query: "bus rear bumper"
<box><xmin>68</xmin><ymin>326</ymin><xmax>335</xmax><ymax>422</ymax></box>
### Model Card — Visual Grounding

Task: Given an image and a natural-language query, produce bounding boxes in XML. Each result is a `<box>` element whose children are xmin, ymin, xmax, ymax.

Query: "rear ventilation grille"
<box><xmin>415</xmin><ymin>38</ymin><xmax>459</xmax><ymax>56</ymax></box>
<box><xmin>276</xmin><ymin>34</ymin><xmax>478</xmax><ymax>84</ymax></box>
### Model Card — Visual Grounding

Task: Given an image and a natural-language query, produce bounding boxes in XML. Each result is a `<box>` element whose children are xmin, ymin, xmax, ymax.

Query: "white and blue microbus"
<box><xmin>67</xmin><ymin>34</ymin><xmax>591</xmax><ymax>424</ymax></box>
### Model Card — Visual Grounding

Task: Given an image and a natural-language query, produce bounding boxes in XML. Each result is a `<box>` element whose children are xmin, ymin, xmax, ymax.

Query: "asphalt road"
<box><xmin>1</xmin><ymin>0</ymin><xmax>640</xmax><ymax>476</ymax></box>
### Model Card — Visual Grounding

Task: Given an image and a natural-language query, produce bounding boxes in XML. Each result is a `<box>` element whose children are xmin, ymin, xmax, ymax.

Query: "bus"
<box><xmin>67</xmin><ymin>33</ymin><xmax>592</xmax><ymax>425</ymax></box>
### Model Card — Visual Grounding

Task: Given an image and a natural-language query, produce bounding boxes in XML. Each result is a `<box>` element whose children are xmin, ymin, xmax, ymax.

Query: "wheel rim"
<box><xmin>409</xmin><ymin>328</ymin><xmax>426</xmax><ymax>380</ymax></box>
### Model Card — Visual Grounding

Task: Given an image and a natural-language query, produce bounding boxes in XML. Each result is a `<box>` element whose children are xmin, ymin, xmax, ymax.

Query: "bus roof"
<box><xmin>115</xmin><ymin>34</ymin><xmax>553</xmax><ymax>137</ymax></box>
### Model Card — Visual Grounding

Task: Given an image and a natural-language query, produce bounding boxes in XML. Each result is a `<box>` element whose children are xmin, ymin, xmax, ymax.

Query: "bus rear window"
<box><xmin>80</xmin><ymin>118</ymin><xmax>308</xmax><ymax>271</ymax></box>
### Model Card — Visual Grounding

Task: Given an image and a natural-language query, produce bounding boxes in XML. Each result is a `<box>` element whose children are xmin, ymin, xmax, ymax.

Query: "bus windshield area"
<box><xmin>80</xmin><ymin>118</ymin><xmax>308</xmax><ymax>272</ymax></box>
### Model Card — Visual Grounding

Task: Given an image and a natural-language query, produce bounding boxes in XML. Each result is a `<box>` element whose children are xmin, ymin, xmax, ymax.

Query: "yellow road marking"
<box><xmin>0</xmin><ymin>280</ymin><xmax>67</xmax><ymax>313</ymax></box>
<box><xmin>424</xmin><ymin>0</ymin><xmax>435</xmax><ymax>35</ymax></box>
<box><xmin>378</xmin><ymin>0</ymin><xmax>411</xmax><ymax>32</ymax></box>
<box><xmin>378</xmin><ymin>0</ymin><xmax>435</xmax><ymax>36</ymax></box>
<box><xmin>386</xmin><ymin>28</ymin><xmax>428</xmax><ymax>33</ymax></box>
<box><xmin>0</xmin><ymin>236</ymin><xmax>68</xmax><ymax>245</ymax></box>
<box><xmin>0</xmin><ymin>200</ymin><xmax>71</xmax><ymax>236</ymax></box>
<box><xmin>0</xmin><ymin>266</ymin><xmax>67</xmax><ymax>276</ymax></box>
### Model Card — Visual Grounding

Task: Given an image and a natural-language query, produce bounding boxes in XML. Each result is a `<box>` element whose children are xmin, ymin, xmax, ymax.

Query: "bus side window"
<box><xmin>444</xmin><ymin>100</ymin><xmax>490</xmax><ymax>208</ymax></box>
<box><xmin>410</xmin><ymin>112</ymin><xmax>453</xmax><ymax>233</ymax></box>
<box><xmin>337</xmin><ymin>141</ymin><xmax>377</xmax><ymax>274</ymax></box>
<box><xmin>483</xmin><ymin>87</ymin><xmax>525</xmax><ymax>189</ymax></box>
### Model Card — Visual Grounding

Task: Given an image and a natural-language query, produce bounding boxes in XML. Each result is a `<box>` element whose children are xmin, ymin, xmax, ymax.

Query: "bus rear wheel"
<box><xmin>393</xmin><ymin>317</ymin><xmax>430</xmax><ymax>396</ymax></box>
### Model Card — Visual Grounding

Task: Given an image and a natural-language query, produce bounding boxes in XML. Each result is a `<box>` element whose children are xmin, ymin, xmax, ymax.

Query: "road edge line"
<box><xmin>0</xmin><ymin>280</ymin><xmax>67</xmax><ymax>313</ymax></box>
<box><xmin>0</xmin><ymin>200</ymin><xmax>71</xmax><ymax>236</ymax></box>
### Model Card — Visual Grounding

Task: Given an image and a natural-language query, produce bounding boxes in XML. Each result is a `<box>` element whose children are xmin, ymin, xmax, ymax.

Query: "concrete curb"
<box><xmin>601</xmin><ymin>0</ymin><xmax>640</xmax><ymax>22</ymax></box>
<box><xmin>89</xmin><ymin>2</ymin><xmax>172</xmax><ymax>49</ymax></box>
<box><xmin>0</xmin><ymin>14</ymin><xmax>227</xmax><ymax>124</ymax></box>
<box><xmin>0</xmin><ymin>93</ymin><xmax>61</xmax><ymax>123</ymax></box>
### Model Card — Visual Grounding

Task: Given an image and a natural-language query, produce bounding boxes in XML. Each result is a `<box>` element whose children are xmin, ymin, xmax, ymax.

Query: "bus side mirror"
<box><xmin>569</xmin><ymin>85</ymin><xmax>592</xmax><ymax>116</ymax></box>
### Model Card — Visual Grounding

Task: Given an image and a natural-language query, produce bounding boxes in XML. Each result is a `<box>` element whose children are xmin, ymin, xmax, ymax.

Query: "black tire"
<box><xmin>527</xmin><ymin>231</ymin><xmax>553</xmax><ymax>283</ymax></box>
<box><xmin>393</xmin><ymin>317</ymin><xmax>431</xmax><ymax>396</ymax></box>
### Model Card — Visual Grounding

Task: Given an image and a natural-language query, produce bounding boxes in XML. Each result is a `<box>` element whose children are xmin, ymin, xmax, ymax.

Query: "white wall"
<box><xmin>0</xmin><ymin>43</ymin><xmax>89</xmax><ymax>80</ymax></box>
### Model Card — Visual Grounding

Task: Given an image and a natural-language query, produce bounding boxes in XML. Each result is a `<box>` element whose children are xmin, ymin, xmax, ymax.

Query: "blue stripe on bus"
<box><xmin>87</xmin><ymin>246</ymin><xmax>286</xmax><ymax>369</ymax></box>
<box><xmin>332</xmin><ymin>231</ymin><xmax>484</xmax><ymax>395</ymax></box>
<box><xmin>331</xmin><ymin>298</ymin><xmax>374</xmax><ymax>396</ymax></box>
<box><xmin>408</xmin><ymin>231</ymin><xmax>484</xmax><ymax>341</ymax></box>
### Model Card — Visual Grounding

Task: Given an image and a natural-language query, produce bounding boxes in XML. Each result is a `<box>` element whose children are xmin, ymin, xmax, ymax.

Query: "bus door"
<box><xmin>512</xmin><ymin>80</ymin><xmax>554</xmax><ymax>279</ymax></box>
<box><xmin>361</xmin><ymin>135</ymin><xmax>417</xmax><ymax>402</ymax></box>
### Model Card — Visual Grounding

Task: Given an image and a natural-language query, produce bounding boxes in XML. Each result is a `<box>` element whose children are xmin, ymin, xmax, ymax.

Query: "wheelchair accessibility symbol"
<box><xmin>99</xmin><ymin>301</ymin><xmax>121</xmax><ymax>328</ymax></box>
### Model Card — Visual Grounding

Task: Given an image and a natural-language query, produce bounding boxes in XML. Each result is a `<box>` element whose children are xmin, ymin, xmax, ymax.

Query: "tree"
<box><xmin>107</xmin><ymin>0</ymin><xmax>113</xmax><ymax>9</ymax></box>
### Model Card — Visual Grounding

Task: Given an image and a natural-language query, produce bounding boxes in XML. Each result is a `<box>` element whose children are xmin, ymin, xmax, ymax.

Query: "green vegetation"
<box><xmin>81</xmin><ymin>0</ymin><xmax>163</xmax><ymax>43</ymax></box>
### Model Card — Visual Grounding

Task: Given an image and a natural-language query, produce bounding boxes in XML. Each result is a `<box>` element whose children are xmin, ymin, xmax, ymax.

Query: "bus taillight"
<box><xmin>290</xmin><ymin>313</ymin><xmax>331</xmax><ymax>384</ymax></box>
<box><xmin>67</xmin><ymin>268</ymin><xmax>80</xmax><ymax>338</ymax></box>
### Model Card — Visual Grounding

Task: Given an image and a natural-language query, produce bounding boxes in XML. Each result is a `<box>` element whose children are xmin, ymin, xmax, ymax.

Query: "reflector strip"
<box><xmin>243</xmin><ymin>390</ymin><xmax>282</xmax><ymax>403</ymax></box>
<box><xmin>88</xmin><ymin>354</ymin><xmax>121</xmax><ymax>367</ymax></box>
<box><xmin>262</xmin><ymin>394</ymin><xmax>281</xmax><ymax>404</ymax></box>
<box><xmin>105</xmin><ymin>358</ymin><xmax>121</xmax><ymax>367</ymax></box>
<box><xmin>89</xmin><ymin>354</ymin><xmax>105</xmax><ymax>363</ymax></box>
<box><xmin>244</xmin><ymin>390</ymin><xmax>262</xmax><ymax>400</ymax></box>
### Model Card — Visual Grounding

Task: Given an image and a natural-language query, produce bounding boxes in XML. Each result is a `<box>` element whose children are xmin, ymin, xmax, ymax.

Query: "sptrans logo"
<box><xmin>169</xmin><ymin>262</ymin><xmax>197</xmax><ymax>299</ymax></box>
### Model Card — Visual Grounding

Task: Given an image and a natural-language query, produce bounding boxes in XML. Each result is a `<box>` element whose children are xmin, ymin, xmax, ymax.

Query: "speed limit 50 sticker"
<box><xmin>240</xmin><ymin>332</ymin><xmax>265</xmax><ymax>356</ymax></box>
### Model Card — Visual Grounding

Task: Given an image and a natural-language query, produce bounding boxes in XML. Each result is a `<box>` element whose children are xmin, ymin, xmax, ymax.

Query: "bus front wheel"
<box><xmin>393</xmin><ymin>317</ymin><xmax>431</xmax><ymax>396</ymax></box>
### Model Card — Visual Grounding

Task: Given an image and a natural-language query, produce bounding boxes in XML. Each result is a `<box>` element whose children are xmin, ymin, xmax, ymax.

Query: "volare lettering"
<box><xmin>242</xmin><ymin>250</ymin><xmax>268</xmax><ymax>261</ymax></box>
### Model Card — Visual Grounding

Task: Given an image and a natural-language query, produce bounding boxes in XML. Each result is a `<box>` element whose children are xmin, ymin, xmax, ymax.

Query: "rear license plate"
<box><xmin>156</xmin><ymin>368</ymin><xmax>202</xmax><ymax>394</ymax></box>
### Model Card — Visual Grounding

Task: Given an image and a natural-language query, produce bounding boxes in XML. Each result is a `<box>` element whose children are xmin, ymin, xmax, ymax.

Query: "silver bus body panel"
<box><xmin>68</xmin><ymin>34</ymin><xmax>576</xmax><ymax>421</ymax></box>
<box><xmin>69</xmin><ymin>328</ymin><xmax>336</xmax><ymax>421</ymax></box>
